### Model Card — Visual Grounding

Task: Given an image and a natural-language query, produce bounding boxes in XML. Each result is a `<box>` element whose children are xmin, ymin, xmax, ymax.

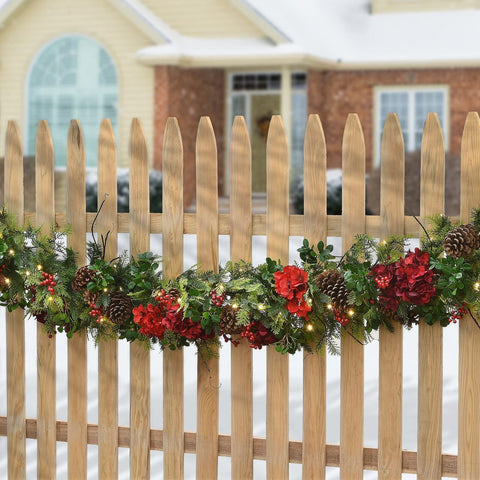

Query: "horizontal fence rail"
<box><xmin>1</xmin><ymin>112</ymin><xmax>480</xmax><ymax>479</ymax></box>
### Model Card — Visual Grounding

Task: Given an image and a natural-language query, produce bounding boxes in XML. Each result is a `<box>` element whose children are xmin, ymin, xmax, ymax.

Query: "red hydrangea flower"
<box><xmin>274</xmin><ymin>265</ymin><xmax>311</xmax><ymax>318</ymax></box>
<box><xmin>394</xmin><ymin>248</ymin><xmax>435</xmax><ymax>306</ymax></box>
<box><xmin>133</xmin><ymin>303</ymin><xmax>166</xmax><ymax>339</ymax></box>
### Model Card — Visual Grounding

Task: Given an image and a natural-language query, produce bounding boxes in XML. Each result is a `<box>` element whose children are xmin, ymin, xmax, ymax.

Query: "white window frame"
<box><xmin>373</xmin><ymin>85</ymin><xmax>449</xmax><ymax>166</ymax></box>
<box><xmin>25</xmin><ymin>34</ymin><xmax>118</xmax><ymax>170</ymax></box>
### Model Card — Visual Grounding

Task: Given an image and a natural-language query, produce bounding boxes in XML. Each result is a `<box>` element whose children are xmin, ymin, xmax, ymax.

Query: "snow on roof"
<box><xmin>247</xmin><ymin>0</ymin><xmax>480</xmax><ymax>68</ymax></box>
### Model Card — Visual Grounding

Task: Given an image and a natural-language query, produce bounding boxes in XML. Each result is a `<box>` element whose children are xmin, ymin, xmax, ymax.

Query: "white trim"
<box><xmin>373</xmin><ymin>84</ymin><xmax>450</xmax><ymax>166</ymax></box>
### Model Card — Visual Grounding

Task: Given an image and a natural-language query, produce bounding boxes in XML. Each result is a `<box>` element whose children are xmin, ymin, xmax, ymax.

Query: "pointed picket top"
<box><xmin>98</xmin><ymin>118</ymin><xmax>117</xmax><ymax>166</ymax></box>
<box><xmin>5</xmin><ymin>120</ymin><xmax>23</xmax><ymax>217</ymax></box>
<box><xmin>304</xmin><ymin>114</ymin><xmax>327</xmax><ymax>243</ymax></box>
<box><xmin>163</xmin><ymin>117</ymin><xmax>184</xmax><ymax>282</ymax></box>
<box><xmin>266</xmin><ymin>114</ymin><xmax>289</xmax><ymax>265</ymax></box>
<box><xmin>420</xmin><ymin>113</ymin><xmax>445</xmax><ymax>217</ymax></box>
<box><xmin>196</xmin><ymin>116</ymin><xmax>217</xmax><ymax>164</ymax></box>
<box><xmin>67</xmin><ymin>120</ymin><xmax>86</xmax><ymax>170</ymax></box>
<box><xmin>380</xmin><ymin>113</ymin><xmax>405</xmax><ymax>238</ymax></box>
<box><xmin>35</xmin><ymin>120</ymin><xmax>54</xmax><ymax>231</ymax></box>
<box><xmin>342</xmin><ymin>113</ymin><xmax>365</xmax><ymax>250</ymax></box>
<box><xmin>230</xmin><ymin>115</ymin><xmax>252</xmax><ymax>263</ymax></box>
<box><xmin>460</xmin><ymin>112</ymin><xmax>480</xmax><ymax>221</ymax></box>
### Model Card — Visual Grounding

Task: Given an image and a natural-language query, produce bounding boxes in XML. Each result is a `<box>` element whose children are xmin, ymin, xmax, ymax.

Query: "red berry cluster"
<box><xmin>89</xmin><ymin>303</ymin><xmax>104</xmax><ymax>323</ymax></box>
<box><xmin>449</xmin><ymin>304</ymin><xmax>467</xmax><ymax>324</ymax></box>
<box><xmin>210</xmin><ymin>290</ymin><xmax>225</xmax><ymax>307</ymax></box>
<box><xmin>40</xmin><ymin>271</ymin><xmax>57</xmax><ymax>295</ymax></box>
<box><xmin>334</xmin><ymin>309</ymin><xmax>349</xmax><ymax>326</ymax></box>
<box><xmin>0</xmin><ymin>264</ymin><xmax>5</xmax><ymax>273</ymax></box>
<box><xmin>374</xmin><ymin>274</ymin><xmax>391</xmax><ymax>289</ymax></box>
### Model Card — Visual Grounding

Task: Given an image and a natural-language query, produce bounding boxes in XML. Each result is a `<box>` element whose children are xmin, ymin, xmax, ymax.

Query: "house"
<box><xmin>0</xmin><ymin>0</ymin><xmax>480</xmax><ymax>207</ymax></box>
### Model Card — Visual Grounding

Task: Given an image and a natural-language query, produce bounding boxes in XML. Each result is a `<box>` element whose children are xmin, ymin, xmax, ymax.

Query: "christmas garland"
<box><xmin>1</xmin><ymin>205</ymin><xmax>480</xmax><ymax>356</ymax></box>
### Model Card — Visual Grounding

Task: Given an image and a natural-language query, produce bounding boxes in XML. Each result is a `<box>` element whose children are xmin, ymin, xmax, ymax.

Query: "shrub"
<box><xmin>86</xmin><ymin>170</ymin><xmax>162</xmax><ymax>213</ymax></box>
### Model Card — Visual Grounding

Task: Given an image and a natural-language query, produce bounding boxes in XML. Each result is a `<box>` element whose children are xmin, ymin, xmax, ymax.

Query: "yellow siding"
<box><xmin>0</xmin><ymin>0</ymin><xmax>156</xmax><ymax>169</ymax></box>
<box><xmin>142</xmin><ymin>0</ymin><xmax>264</xmax><ymax>37</ymax></box>
<box><xmin>372</xmin><ymin>0</ymin><xmax>480</xmax><ymax>13</ymax></box>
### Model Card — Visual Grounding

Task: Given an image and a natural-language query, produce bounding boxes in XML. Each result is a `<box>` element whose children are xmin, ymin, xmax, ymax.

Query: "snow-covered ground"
<box><xmin>0</xmin><ymin>234</ymin><xmax>459</xmax><ymax>479</ymax></box>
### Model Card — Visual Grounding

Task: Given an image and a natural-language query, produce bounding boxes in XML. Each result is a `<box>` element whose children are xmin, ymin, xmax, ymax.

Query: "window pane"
<box><xmin>28</xmin><ymin>36</ymin><xmax>118</xmax><ymax>167</ymax></box>
<box><xmin>291</xmin><ymin>91</ymin><xmax>307</xmax><ymax>176</ymax></box>
<box><xmin>414</xmin><ymin>90</ymin><xmax>445</xmax><ymax>149</ymax></box>
<box><xmin>379</xmin><ymin>91</ymin><xmax>409</xmax><ymax>151</ymax></box>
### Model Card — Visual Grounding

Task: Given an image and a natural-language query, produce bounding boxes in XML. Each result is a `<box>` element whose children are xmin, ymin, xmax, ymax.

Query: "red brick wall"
<box><xmin>154</xmin><ymin>66</ymin><xmax>225</xmax><ymax>207</ymax></box>
<box><xmin>308</xmin><ymin>68</ymin><xmax>480</xmax><ymax>171</ymax></box>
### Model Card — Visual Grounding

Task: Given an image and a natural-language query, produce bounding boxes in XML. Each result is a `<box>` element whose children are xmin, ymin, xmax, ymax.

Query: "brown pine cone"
<box><xmin>444</xmin><ymin>224</ymin><xmax>480</xmax><ymax>258</ymax></box>
<box><xmin>219</xmin><ymin>305</ymin><xmax>242</xmax><ymax>335</ymax></box>
<box><xmin>72</xmin><ymin>265</ymin><xmax>95</xmax><ymax>291</ymax></box>
<box><xmin>83</xmin><ymin>290</ymin><xmax>99</xmax><ymax>306</ymax></box>
<box><xmin>105</xmin><ymin>291</ymin><xmax>132</xmax><ymax>325</ymax></box>
<box><xmin>315</xmin><ymin>269</ymin><xmax>351</xmax><ymax>311</ymax></box>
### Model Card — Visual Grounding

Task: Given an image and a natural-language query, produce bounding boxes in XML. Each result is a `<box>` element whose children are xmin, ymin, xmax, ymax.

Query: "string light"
<box><xmin>258</xmin><ymin>304</ymin><xmax>265</xmax><ymax>311</ymax></box>
<box><xmin>327</xmin><ymin>303</ymin><xmax>333</xmax><ymax>310</ymax></box>
<box><xmin>8</xmin><ymin>249</ymin><xmax>14</xmax><ymax>255</ymax></box>
<box><xmin>475</xmin><ymin>282</ymin><xmax>480</xmax><ymax>291</ymax></box>
<box><xmin>4</xmin><ymin>278</ymin><xmax>10</xmax><ymax>284</ymax></box>
<box><xmin>25</xmin><ymin>271</ymin><xmax>31</xmax><ymax>277</ymax></box>
<box><xmin>306</xmin><ymin>324</ymin><xmax>313</xmax><ymax>332</ymax></box>
<box><xmin>103</xmin><ymin>288</ymin><xmax>108</xmax><ymax>293</ymax></box>
<box><xmin>348</xmin><ymin>309</ymin><xmax>355</xmax><ymax>317</ymax></box>
<box><xmin>306</xmin><ymin>297</ymin><xmax>313</xmax><ymax>307</ymax></box>
<box><xmin>232</xmin><ymin>304</ymin><xmax>238</xmax><ymax>309</ymax></box>
<box><xmin>36</xmin><ymin>264</ymin><xmax>43</xmax><ymax>271</ymax></box>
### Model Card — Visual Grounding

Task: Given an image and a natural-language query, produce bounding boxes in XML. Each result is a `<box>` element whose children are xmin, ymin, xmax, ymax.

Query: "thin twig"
<box><xmin>466</xmin><ymin>306</ymin><xmax>480</xmax><ymax>330</ymax></box>
<box><xmin>413</xmin><ymin>215</ymin><xmax>431</xmax><ymax>242</ymax></box>
<box><xmin>90</xmin><ymin>194</ymin><xmax>109</xmax><ymax>246</ymax></box>
<box><xmin>344</xmin><ymin>327</ymin><xmax>366</xmax><ymax>346</ymax></box>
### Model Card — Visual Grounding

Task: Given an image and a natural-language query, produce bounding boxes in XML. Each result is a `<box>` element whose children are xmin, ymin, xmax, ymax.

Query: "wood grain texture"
<box><xmin>266</xmin><ymin>115</ymin><xmax>289</xmax><ymax>479</ymax></box>
<box><xmin>418</xmin><ymin>113</ymin><xmax>444</xmax><ymax>480</ymax></box>
<box><xmin>162</xmin><ymin>117</ymin><xmax>185</xmax><ymax>479</ymax></box>
<box><xmin>129</xmin><ymin>118</ymin><xmax>151</xmax><ymax>479</ymax></box>
<box><xmin>0</xmin><ymin>415</ymin><xmax>460</xmax><ymax>476</ymax></box>
<box><xmin>458</xmin><ymin>112</ymin><xmax>480</xmax><ymax>479</ymax></box>
<box><xmin>35</xmin><ymin>120</ymin><xmax>57</xmax><ymax>479</ymax></box>
<box><xmin>96</xmin><ymin>119</ymin><xmax>119</xmax><ymax>479</ymax></box>
<box><xmin>302</xmin><ymin>114</ymin><xmax>327</xmax><ymax>480</ymax></box>
<box><xmin>229</xmin><ymin>116</ymin><xmax>254</xmax><ymax>479</ymax></box>
<box><xmin>195</xmin><ymin>117</ymin><xmax>219</xmax><ymax>479</ymax></box>
<box><xmin>4</xmin><ymin>120</ymin><xmax>26</xmax><ymax>479</ymax></box>
<box><xmin>340</xmin><ymin>114</ymin><xmax>365</xmax><ymax>480</ymax></box>
<box><xmin>378</xmin><ymin>113</ymin><xmax>404</xmax><ymax>480</ymax></box>
<box><xmin>66</xmin><ymin>120</ymin><xmax>88</xmax><ymax>479</ymax></box>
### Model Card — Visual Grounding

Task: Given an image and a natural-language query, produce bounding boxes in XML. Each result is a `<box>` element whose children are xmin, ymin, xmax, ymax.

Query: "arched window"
<box><xmin>28</xmin><ymin>36</ymin><xmax>118</xmax><ymax>167</ymax></box>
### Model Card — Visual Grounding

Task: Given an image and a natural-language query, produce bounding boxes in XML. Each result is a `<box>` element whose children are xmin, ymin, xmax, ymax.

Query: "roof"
<box><xmin>2</xmin><ymin>0</ymin><xmax>480</xmax><ymax>69</ymax></box>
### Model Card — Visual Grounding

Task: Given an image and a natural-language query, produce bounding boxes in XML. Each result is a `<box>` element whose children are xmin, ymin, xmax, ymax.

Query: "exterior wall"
<box><xmin>372</xmin><ymin>0</ymin><xmax>479</xmax><ymax>14</ymax></box>
<box><xmin>154</xmin><ymin>66</ymin><xmax>225</xmax><ymax>208</ymax></box>
<box><xmin>0</xmin><ymin>0</ymin><xmax>156</xmax><ymax>170</ymax></box>
<box><xmin>142</xmin><ymin>0</ymin><xmax>262</xmax><ymax>37</ymax></box>
<box><xmin>307</xmin><ymin>68</ymin><xmax>480</xmax><ymax>171</ymax></box>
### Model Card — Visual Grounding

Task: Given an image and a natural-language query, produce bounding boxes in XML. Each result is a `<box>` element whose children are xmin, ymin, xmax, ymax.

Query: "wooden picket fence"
<box><xmin>0</xmin><ymin>111</ymin><xmax>480</xmax><ymax>479</ymax></box>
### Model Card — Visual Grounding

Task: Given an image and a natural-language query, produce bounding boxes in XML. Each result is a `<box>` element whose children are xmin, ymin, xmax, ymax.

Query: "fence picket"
<box><xmin>378</xmin><ymin>113</ymin><xmax>405</xmax><ymax>479</ymax></box>
<box><xmin>129</xmin><ymin>118</ymin><xmax>151</xmax><ymax>478</ymax></box>
<box><xmin>162</xmin><ymin>117</ymin><xmax>185</xmax><ymax>479</ymax></box>
<box><xmin>35</xmin><ymin>120</ymin><xmax>56</xmax><ymax>478</ymax></box>
<box><xmin>302</xmin><ymin>114</ymin><xmax>327</xmax><ymax>479</ymax></box>
<box><xmin>96</xmin><ymin>119</ymin><xmax>119</xmax><ymax>479</ymax></box>
<box><xmin>195</xmin><ymin>116</ymin><xmax>220</xmax><ymax>479</ymax></box>
<box><xmin>266</xmin><ymin>115</ymin><xmax>290</xmax><ymax>479</ymax></box>
<box><xmin>458</xmin><ymin>111</ymin><xmax>480</xmax><ymax>479</ymax></box>
<box><xmin>229</xmin><ymin>116</ymin><xmax>254</xmax><ymax>479</ymax></box>
<box><xmin>4</xmin><ymin>121</ymin><xmax>26</xmax><ymax>479</ymax></box>
<box><xmin>66</xmin><ymin>120</ymin><xmax>88</xmax><ymax>478</ymax></box>
<box><xmin>418</xmin><ymin>112</ymin><xmax>444</xmax><ymax>480</ymax></box>
<box><xmin>340</xmin><ymin>114</ymin><xmax>365</xmax><ymax>479</ymax></box>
